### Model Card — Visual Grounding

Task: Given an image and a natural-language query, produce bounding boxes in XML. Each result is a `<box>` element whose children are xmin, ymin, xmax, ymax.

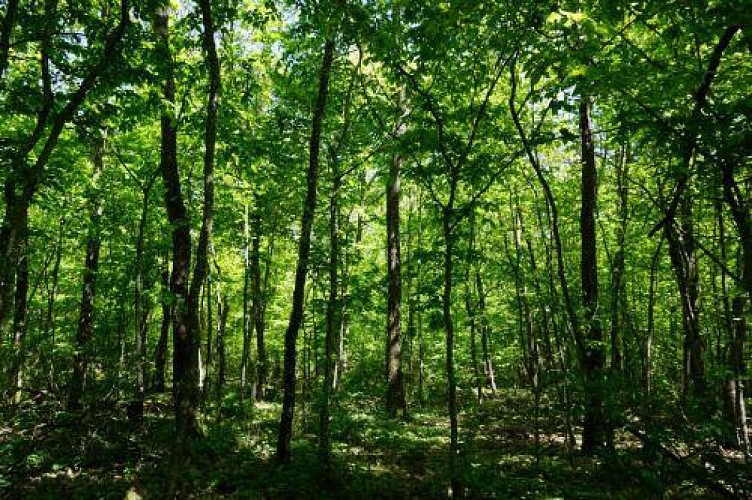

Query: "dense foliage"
<box><xmin>1</xmin><ymin>0</ymin><xmax>751</xmax><ymax>497</ymax></box>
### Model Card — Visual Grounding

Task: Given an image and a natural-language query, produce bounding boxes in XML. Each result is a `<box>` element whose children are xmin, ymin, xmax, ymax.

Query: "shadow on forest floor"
<box><xmin>0</xmin><ymin>389</ymin><xmax>742</xmax><ymax>498</ymax></box>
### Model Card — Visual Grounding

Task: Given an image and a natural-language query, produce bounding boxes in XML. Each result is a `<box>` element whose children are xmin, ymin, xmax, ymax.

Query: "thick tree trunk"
<box><xmin>0</xmin><ymin>192</ymin><xmax>30</xmax><ymax>337</ymax></box>
<box><xmin>579</xmin><ymin>97</ymin><xmax>606</xmax><ymax>454</ymax></box>
<box><xmin>67</xmin><ymin>137</ymin><xmax>105</xmax><ymax>411</ymax></box>
<box><xmin>276</xmin><ymin>38</ymin><xmax>335</xmax><ymax>464</ymax></box>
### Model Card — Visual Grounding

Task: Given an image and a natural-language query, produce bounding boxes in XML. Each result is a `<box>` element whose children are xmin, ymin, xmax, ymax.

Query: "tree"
<box><xmin>277</xmin><ymin>35</ymin><xmax>337</xmax><ymax>465</ymax></box>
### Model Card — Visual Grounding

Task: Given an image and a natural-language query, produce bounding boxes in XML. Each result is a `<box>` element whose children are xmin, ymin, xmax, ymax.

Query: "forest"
<box><xmin>0</xmin><ymin>0</ymin><xmax>751</xmax><ymax>497</ymax></box>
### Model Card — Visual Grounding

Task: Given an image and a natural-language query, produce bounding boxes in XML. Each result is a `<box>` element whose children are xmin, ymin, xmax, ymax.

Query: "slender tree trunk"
<box><xmin>579</xmin><ymin>97</ymin><xmax>607</xmax><ymax>453</ymax></box>
<box><xmin>510</xmin><ymin>199</ymin><xmax>536</xmax><ymax>389</ymax></box>
<box><xmin>152</xmin><ymin>259</ymin><xmax>171</xmax><ymax>393</ymax></box>
<box><xmin>644</xmin><ymin>238</ymin><xmax>663</xmax><ymax>396</ymax></box>
<box><xmin>155</xmin><ymin>7</ymin><xmax>196</xmax><ymax>440</ymax></box>
<box><xmin>240</xmin><ymin>204</ymin><xmax>252</xmax><ymax>402</ymax></box>
<box><xmin>203</xmin><ymin>277</ymin><xmax>213</xmax><ymax>397</ymax></box>
<box><xmin>252</xmin><ymin>214</ymin><xmax>267</xmax><ymax>401</ymax></box>
<box><xmin>724</xmin><ymin>296</ymin><xmax>749</xmax><ymax>452</ymax></box>
<box><xmin>215</xmin><ymin>292</ymin><xmax>228</xmax><ymax>406</ymax></box>
<box><xmin>386</xmin><ymin>138</ymin><xmax>407</xmax><ymax>418</ymax></box>
<box><xmin>67</xmin><ymin>137</ymin><xmax>105</xmax><ymax>411</ymax></box>
<box><xmin>44</xmin><ymin>223</ymin><xmax>64</xmax><ymax>389</ymax></box>
<box><xmin>664</xmin><ymin>208</ymin><xmax>704</xmax><ymax>398</ymax></box>
<box><xmin>609</xmin><ymin>144</ymin><xmax>628</xmax><ymax>371</ymax></box>
<box><xmin>720</xmin><ymin>159</ymin><xmax>752</xmax><ymax>452</ymax></box>
<box><xmin>464</xmin><ymin>211</ymin><xmax>482</xmax><ymax>403</ymax></box>
<box><xmin>7</xmin><ymin>247</ymin><xmax>28</xmax><ymax>403</ymax></box>
<box><xmin>442</xmin><ymin>200</ymin><xmax>461</xmax><ymax>497</ymax></box>
<box><xmin>475</xmin><ymin>271</ymin><xmax>497</xmax><ymax>394</ymax></box>
<box><xmin>276</xmin><ymin>38</ymin><xmax>335</xmax><ymax>464</ymax></box>
<box><xmin>319</xmin><ymin>164</ymin><xmax>340</xmax><ymax>468</ymax></box>
<box><xmin>133</xmin><ymin>173</ymin><xmax>157</xmax><ymax>418</ymax></box>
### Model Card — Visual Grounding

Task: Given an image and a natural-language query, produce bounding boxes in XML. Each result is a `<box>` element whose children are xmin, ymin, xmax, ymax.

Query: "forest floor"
<box><xmin>0</xmin><ymin>388</ymin><xmax>746</xmax><ymax>499</ymax></box>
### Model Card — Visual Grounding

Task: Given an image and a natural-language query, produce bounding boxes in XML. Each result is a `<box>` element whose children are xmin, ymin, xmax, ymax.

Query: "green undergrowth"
<box><xmin>0</xmin><ymin>389</ymin><xmax>738</xmax><ymax>498</ymax></box>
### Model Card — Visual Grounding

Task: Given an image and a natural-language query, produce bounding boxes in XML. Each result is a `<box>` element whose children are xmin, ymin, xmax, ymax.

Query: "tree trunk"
<box><xmin>216</xmin><ymin>293</ymin><xmax>228</xmax><ymax>405</ymax></box>
<box><xmin>664</xmin><ymin>209</ymin><xmax>704</xmax><ymax>398</ymax></box>
<box><xmin>44</xmin><ymin>223</ymin><xmax>64</xmax><ymax>389</ymax></box>
<box><xmin>475</xmin><ymin>271</ymin><xmax>497</xmax><ymax>394</ymax></box>
<box><xmin>133</xmin><ymin>172</ymin><xmax>158</xmax><ymax>417</ymax></box>
<box><xmin>442</xmin><ymin>200</ymin><xmax>461</xmax><ymax>497</ymax></box>
<box><xmin>579</xmin><ymin>97</ymin><xmax>606</xmax><ymax>454</ymax></box>
<box><xmin>67</xmin><ymin>136</ymin><xmax>105</xmax><ymax>411</ymax></box>
<box><xmin>386</xmin><ymin>140</ymin><xmax>407</xmax><ymax>418</ymax></box>
<box><xmin>7</xmin><ymin>246</ymin><xmax>28</xmax><ymax>403</ymax></box>
<box><xmin>240</xmin><ymin>203</ymin><xmax>252</xmax><ymax>402</ymax></box>
<box><xmin>724</xmin><ymin>296</ymin><xmax>749</xmax><ymax>452</ymax></box>
<box><xmin>644</xmin><ymin>238</ymin><xmax>663</xmax><ymax>396</ymax></box>
<box><xmin>252</xmin><ymin>213</ymin><xmax>267</xmax><ymax>401</ymax></box>
<box><xmin>609</xmin><ymin>144</ymin><xmax>628</xmax><ymax>371</ymax></box>
<box><xmin>319</xmin><ymin>163</ymin><xmax>340</xmax><ymax>467</ymax></box>
<box><xmin>276</xmin><ymin>38</ymin><xmax>335</xmax><ymax>464</ymax></box>
<box><xmin>155</xmin><ymin>7</ymin><xmax>196</xmax><ymax>439</ymax></box>
<box><xmin>152</xmin><ymin>258</ymin><xmax>171</xmax><ymax>393</ymax></box>
<box><xmin>720</xmin><ymin>159</ymin><xmax>751</xmax><ymax>452</ymax></box>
